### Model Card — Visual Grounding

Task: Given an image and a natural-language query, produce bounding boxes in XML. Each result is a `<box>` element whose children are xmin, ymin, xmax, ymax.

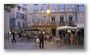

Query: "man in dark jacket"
<box><xmin>38</xmin><ymin>31</ymin><xmax>44</xmax><ymax>49</ymax></box>
<box><xmin>11</xmin><ymin>32</ymin><xmax>16</xmax><ymax>43</ymax></box>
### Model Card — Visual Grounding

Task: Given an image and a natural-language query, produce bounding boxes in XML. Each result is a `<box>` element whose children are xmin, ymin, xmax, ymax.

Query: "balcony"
<box><xmin>68</xmin><ymin>21</ymin><xmax>75</xmax><ymax>26</ymax></box>
<box><xmin>59</xmin><ymin>22</ymin><xmax>65</xmax><ymax>26</ymax></box>
<box><xmin>50</xmin><ymin>21</ymin><xmax>57</xmax><ymax>25</ymax></box>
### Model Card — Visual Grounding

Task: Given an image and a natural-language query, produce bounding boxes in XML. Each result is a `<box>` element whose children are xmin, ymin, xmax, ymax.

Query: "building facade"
<box><xmin>10</xmin><ymin>4</ymin><xmax>27</xmax><ymax>31</ymax></box>
<box><xmin>76</xmin><ymin>4</ymin><xmax>84</xmax><ymax>28</ymax></box>
<box><xmin>27</xmin><ymin>4</ymin><xmax>84</xmax><ymax>36</ymax></box>
<box><xmin>4</xmin><ymin>11</ymin><xmax>10</xmax><ymax>34</ymax></box>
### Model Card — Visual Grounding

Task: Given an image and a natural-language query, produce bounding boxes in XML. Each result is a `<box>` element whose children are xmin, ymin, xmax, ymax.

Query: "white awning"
<box><xmin>77</xmin><ymin>24</ymin><xmax>84</xmax><ymax>28</ymax></box>
<box><xmin>57</xmin><ymin>26</ymin><xmax>77</xmax><ymax>30</ymax></box>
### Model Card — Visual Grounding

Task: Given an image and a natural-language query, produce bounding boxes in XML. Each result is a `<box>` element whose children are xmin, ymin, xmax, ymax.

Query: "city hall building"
<box><xmin>27</xmin><ymin>4</ymin><xmax>84</xmax><ymax>36</ymax></box>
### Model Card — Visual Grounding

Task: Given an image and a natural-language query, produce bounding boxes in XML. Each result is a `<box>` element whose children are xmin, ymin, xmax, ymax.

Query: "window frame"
<box><xmin>23</xmin><ymin>22</ymin><xmax>25</xmax><ymax>27</ymax></box>
<box><xmin>42</xmin><ymin>4</ymin><xmax>47</xmax><ymax>12</ymax></box>
<box><xmin>68</xmin><ymin>4</ymin><xmax>73</xmax><ymax>12</ymax></box>
<box><xmin>51</xmin><ymin>16</ymin><xmax>55</xmax><ymax>22</ymax></box>
<box><xmin>34</xmin><ymin>4</ymin><xmax>38</xmax><ymax>12</ymax></box>
<box><xmin>60</xmin><ymin>16</ymin><xmax>64</xmax><ymax>23</ymax></box>
<box><xmin>33</xmin><ymin>16</ymin><xmax>38</xmax><ymax>25</ymax></box>
<box><xmin>50</xmin><ymin>4</ymin><xmax>56</xmax><ymax>12</ymax></box>
<box><xmin>18</xmin><ymin>21</ymin><xmax>20</xmax><ymax>27</ymax></box>
<box><xmin>59</xmin><ymin>4</ymin><xmax>65</xmax><ymax>12</ymax></box>
<box><xmin>69</xmin><ymin>15</ymin><xmax>73</xmax><ymax>22</ymax></box>
<box><xmin>42</xmin><ymin>15</ymin><xmax>47</xmax><ymax>25</ymax></box>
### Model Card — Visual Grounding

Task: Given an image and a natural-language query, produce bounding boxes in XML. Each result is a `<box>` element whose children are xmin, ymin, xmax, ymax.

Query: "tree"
<box><xmin>4</xmin><ymin>4</ymin><xmax>15</xmax><ymax>12</ymax></box>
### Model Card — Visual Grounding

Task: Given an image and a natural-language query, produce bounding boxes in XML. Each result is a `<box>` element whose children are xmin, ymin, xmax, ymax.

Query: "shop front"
<box><xmin>32</xmin><ymin>25</ymin><xmax>51</xmax><ymax>34</ymax></box>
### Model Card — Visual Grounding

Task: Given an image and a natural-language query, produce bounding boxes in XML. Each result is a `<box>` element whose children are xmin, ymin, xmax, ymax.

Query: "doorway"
<box><xmin>52</xmin><ymin>29</ymin><xmax>56</xmax><ymax>36</ymax></box>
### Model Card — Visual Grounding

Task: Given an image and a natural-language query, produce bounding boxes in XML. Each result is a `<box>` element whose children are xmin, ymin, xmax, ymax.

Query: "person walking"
<box><xmin>59</xmin><ymin>34</ymin><xmax>63</xmax><ymax>46</ymax></box>
<box><xmin>70</xmin><ymin>33</ymin><xmax>74</xmax><ymax>45</ymax></box>
<box><xmin>18</xmin><ymin>32</ymin><xmax>22</xmax><ymax>41</ymax></box>
<box><xmin>11</xmin><ymin>32</ymin><xmax>16</xmax><ymax>43</ymax></box>
<box><xmin>35</xmin><ymin>34</ymin><xmax>39</xmax><ymax>46</ymax></box>
<box><xmin>38</xmin><ymin>31</ymin><xmax>44</xmax><ymax>49</ymax></box>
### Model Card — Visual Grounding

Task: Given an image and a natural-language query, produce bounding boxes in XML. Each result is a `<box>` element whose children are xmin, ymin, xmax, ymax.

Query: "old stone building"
<box><xmin>27</xmin><ymin>4</ymin><xmax>84</xmax><ymax>36</ymax></box>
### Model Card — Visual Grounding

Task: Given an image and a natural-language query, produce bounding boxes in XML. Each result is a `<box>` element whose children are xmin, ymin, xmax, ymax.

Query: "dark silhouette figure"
<box><xmin>18</xmin><ymin>32</ymin><xmax>21</xmax><ymax>38</ymax></box>
<box><xmin>38</xmin><ymin>31</ymin><xmax>44</xmax><ymax>49</ymax></box>
<box><xmin>11</xmin><ymin>32</ymin><xmax>16</xmax><ymax>43</ymax></box>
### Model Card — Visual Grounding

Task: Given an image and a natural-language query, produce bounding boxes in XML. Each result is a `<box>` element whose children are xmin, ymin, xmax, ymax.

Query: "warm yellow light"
<box><xmin>42</xmin><ymin>10</ymin><xmax>44</xmax><ymax>13</ymax></box>
<box><xmin>47</xmin><ymin>9</ymin><xmax>50</xmax><ymax>14</ymax></box>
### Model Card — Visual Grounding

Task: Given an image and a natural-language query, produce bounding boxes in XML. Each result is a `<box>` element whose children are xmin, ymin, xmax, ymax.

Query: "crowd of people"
<box><xmin>57</xmin><ymin>30</ymin><xmax>84</xmax><ymax>46</ymax></box>
<box><xmin>5</xmin><ymin>31</ymin><xmax>54</xmax><ymax>49</ymax></box>
<box><xmin>4</xmin><ymin>29</ymin><xmax>84</xmax><ymax>49</ymax></box>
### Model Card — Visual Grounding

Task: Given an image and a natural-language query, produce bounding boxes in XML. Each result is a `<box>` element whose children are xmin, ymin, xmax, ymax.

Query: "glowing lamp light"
<box><xmin>47</xmin><ymin>9</ymin><xmax>50</xmax><ymax>14</ymax></box>
<box><xmin>42</xmin><ymin>10</ymin><xmax>44</xmax><ymax>13</ymax></box>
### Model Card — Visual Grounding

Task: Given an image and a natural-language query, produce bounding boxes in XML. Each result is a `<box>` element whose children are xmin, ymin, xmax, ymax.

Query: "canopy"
<box><xmin>57</xmin><ymin>26</ymin><xmax>77</xmax><ymax>30</ymax></box>
<box><xmin>19</xmin><ymin>28</ymin><xmax>40</xmax><ymax>31</ymax></box>
<box><xmin>77</xmin><ymin>24</ymin><xmax>84</xmax><ymax>28</ymax></box>
<box><xmin>56</xmin><ymin>26</ymin><xmax>77</xmax><ymax>36</ymax></box>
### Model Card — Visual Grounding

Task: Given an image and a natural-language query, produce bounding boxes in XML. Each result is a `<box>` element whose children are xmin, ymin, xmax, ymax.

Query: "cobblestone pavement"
<box><xmin>4</xmin><ymin>38</ymin><xmax>84</xmax><ymax>49</ymax></box>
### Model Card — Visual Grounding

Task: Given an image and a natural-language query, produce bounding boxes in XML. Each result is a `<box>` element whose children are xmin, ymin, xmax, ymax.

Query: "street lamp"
<box><xmin>41</xmin><ymin>9</ymin><xmax>50</xmax><ymax>14</ymax></box>
<box><xmin>47</xmin><ymin>9</ymin><xmax>50</xmax><ymax>14</ymax></box>
<box><xmin>41</xmin><ymin>9</ymin><xmax>50</xmax><ymax>33</ymax></box>
<box><xmin>41</xmin><ymin>10</ymin><xmax>44</xmax><ymax>13</ymax></box>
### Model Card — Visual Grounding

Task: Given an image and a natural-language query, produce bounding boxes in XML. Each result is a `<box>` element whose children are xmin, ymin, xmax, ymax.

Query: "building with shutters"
<box><xmin>10</xmin><ymin>4</ymin><xmax>27</xmax><ymax>31</ymax></box>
